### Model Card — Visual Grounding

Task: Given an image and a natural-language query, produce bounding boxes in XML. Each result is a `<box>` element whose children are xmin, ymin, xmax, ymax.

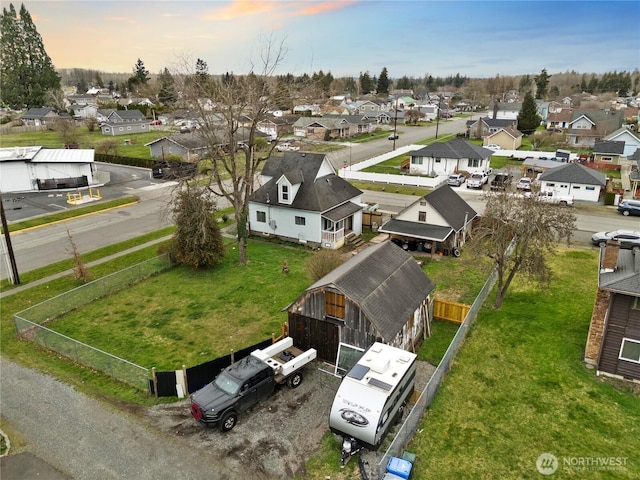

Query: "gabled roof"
<box><xmin>379</xmin><ymin>185</ymin><xmax>477</xmax><ymax>241</ymax></box>
<box><xmin>302</xmin><ymin>241</ymin><xmax>435</xmax><ymax>341</ymax></box>
<box><xmin>489</xmin><ymin>125</ymin><xmax>523</xmax><ymax>140</ymax></box>
<box><xmin>109</xmin><ymin>110</ymin><xmax>147</xmax><ymax>120</ymax></box>
<box><xmin>250</xmin><ymin>152</ymin><xmax>362</xmax><ymax>213</ymax></box>
<box><xmin>593</xmin><ymin>140</ymin><xmax>625</xmax><ymax>155</ymax></box>
<box><xmin>21</xmin><ymin>107</ymin><xmax>58</xmax><ymax>119</ymax></box>
<box><xmin>466</xmin><ymin>116</ymin><xmax>517</xmax><ymax>128</ymax></box>
<box><xmin>539</xmin><ymin>162</ymin><xmax>606</xmax><ymax>186</ymax></box>
<box><xmin>144</xmin><ymin>133</ymin><xmax>209</xmax><ymax>150</ymax></box>
<box><xmin>568</xmin><ymin>110</ymin><xmax>624</xmax><ymax>132</ymax></box>
<box><xmin>599</xmin><ymin>249</ymin><xmax>640</xmax><ymax>296</ymax></box>
<box><xmin>411</xmin><ymin>139</ymin><xmax>492</xmax><ymax>159</ymax></box>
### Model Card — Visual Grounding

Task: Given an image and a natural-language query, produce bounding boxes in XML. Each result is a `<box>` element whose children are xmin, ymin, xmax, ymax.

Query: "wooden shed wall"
<box><xmin>599</xmin><ymin>293</ymin><xmax>640</xmax><ymax>380</ymax></box>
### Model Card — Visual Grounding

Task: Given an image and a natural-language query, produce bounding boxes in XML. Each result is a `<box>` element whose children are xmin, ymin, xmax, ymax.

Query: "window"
<box><xmin>632</xmin><ymin>297</ymin><xmax>640</xmax><ymax>310</ymax></box>
<box><xmin>600</xmin><ymin>156</ymin><xmax>613</xmax><ymax>162</ymax></box>
<box><xmin>586</xmin><ymin>186</ymin><xmax>595</xmax><ymax>191</ymax></box>
<box><xmin>572</xmin><ymin>185</ymin><xmax>581</xmax><ymax>190</ymax></box>
<box><xmin>325</xmin><ymin>291</ymin><xmax>345</xmax><ymax>319</ymax></box>
<box><xmin>281</xmin><ymin>185</ymin><xmax>289</xmax><ymax>201</ymax></box>
<box><xmin>619</xmin><ymin>338</ymin><xmax>640</xmax><ymax>363</ymax></box>
<box><xmin>412</xmin><ymin>157</ymin><xmax>423</xmax><ymax>165</ymax></box>
<box><xmin>419</xmin><ymin>200</ymin><xmax>427</xmax><ymax>206</ymax></box>
<box><xmin>295</xmin><ymin>216</ymin><xmax>306</xmax><ymax>226</ymax></box>
<box><xmin>435</xmin><ymin>158</ymin><xmax>441</xmax><ymax>163</ymax></box>
<box><xmin>418</xmin><ymin>211</ymin><xmax>426</xmax><ymax>222</ymax></box>
<box><xmin>467</xmin><ymin>159</ymin><xmax>480</xmax><ymax>168</ymax></box>
<box><xmin>256</xmin><ymin>211</ymin><xmax>266</xmax><ymax>223</ymax></box>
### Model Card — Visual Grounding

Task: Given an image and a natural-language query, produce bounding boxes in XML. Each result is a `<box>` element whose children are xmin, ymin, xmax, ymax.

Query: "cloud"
<box><xmin>296</xmin><ymin>1</ymin><xmax>356</xmax><ymax>16</ymax></box>
<box><xmin>107</xmin><ymin>16</ymin><xmax>137</xmax><ymax>25</ymax></box>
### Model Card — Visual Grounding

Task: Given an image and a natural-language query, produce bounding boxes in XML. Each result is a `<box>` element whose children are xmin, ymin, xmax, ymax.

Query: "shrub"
<box><xmin>306</xmin><ymin>249</ymin><xmax>345</xmax><ymax>282</ymax></box>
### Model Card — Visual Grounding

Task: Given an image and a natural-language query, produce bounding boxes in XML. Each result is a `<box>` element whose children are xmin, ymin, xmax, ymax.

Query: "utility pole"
<box><xmin>392</xmin><ymin>97</ymin><xmax>399</xmax><ymax>150</ymax></box>
<box><xmin>0</xmin><ymin>192</ymin><xmax>20</xmax><ymax>284</ymax></box>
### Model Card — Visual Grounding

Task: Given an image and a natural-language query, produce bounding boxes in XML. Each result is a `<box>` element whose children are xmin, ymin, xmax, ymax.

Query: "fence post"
<box><xmin>152</xmin><ymin>367</ymin><xmax>158</xmax><ymax>398</ymax></box>
<box><xmin>230</xmin><ymin>349</ymin><xmax>234</xmax><ymax>364</ymax></box>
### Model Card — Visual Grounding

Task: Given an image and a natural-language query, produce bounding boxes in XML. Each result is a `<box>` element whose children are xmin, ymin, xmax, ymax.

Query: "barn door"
<box><xmin>288</xmin><ymin>314</ymin><xmax>340</xmax><ymax>364</ymax></box>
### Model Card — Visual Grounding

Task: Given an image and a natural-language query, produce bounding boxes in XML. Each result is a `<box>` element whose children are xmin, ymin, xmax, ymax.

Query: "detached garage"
<box><xmin>0</xmin><ymin>146</ymin><xmax>95</xmax><ymax>193</ymax></box>
<box><xmin>285</xmin><ymin>241</ymin><xmax>435</xmax><ymax>373</ymax></box>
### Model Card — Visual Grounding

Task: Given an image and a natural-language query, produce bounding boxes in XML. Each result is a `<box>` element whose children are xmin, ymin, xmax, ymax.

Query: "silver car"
<box><xmin>591</xmin><ymin>230</ymin><xmax>640</xmax><ymax>248</ymax></box>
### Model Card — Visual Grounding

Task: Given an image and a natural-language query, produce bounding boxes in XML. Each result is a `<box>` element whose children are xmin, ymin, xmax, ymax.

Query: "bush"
<box><xmin>306</xmin><ymin>249</ymin><xmax>345</xmax><ymax>282</ymax></box>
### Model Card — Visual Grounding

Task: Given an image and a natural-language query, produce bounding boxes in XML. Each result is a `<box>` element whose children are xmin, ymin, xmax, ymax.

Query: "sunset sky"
<box><xmin>11</xmin><ymin>0</ymin><xmax>640</xmax><ymax>79</ymax></box>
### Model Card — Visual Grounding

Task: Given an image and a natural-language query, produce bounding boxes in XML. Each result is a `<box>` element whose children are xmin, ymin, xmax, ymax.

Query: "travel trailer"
<box><xmin>328</xmin><ymin>342</ymin><xmax>417</xmax><ymax>464</ymax></box>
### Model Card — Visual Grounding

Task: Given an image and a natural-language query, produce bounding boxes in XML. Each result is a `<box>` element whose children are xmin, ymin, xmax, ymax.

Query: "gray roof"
<box><xmin>379</xmin><ymin>185</ymin><xmax>477</xmax><ymax>240</ymax></box>
<box><xmin>304</xmin><ymin>241</ymin><xmax>435</xmax><ymax>340</ymax></box>
<box><xmin>599</xmin><ymin>249</ymin><xmax>640</xmax><ymax>296</ymax></box>
<box><xmin>466</xmin><ymin>117</ymin><xmax>517</xmax><ymax>128</ymax></box>
<box><xmin>593</xmin><ymin>140</ymin><xmax>625</xmax><ymax>155</ymax></box>
<box><xmin>250</xmin><ymin>152</ymin><xmax>362</xmax><ymax>213</ymax></box>
<box><xmin>412</xmin><ymin>139</ymin><xmax>492</xmax><ymax>159</ymax></box>
<box><xmin>21</xmin><ymin>107</ymin><xmax>57</xmax><ymax>119</ymax></box>
<box><xmin>145</xmin><ymin>133</ymin><xmax>209</xmax><ymax>150</ymax></box>
<box><xmin>539</xmin><ymin>162</ymin><xmax>606</xmax><ymax>186</ymax></box>
<box><xmin>568</xmin><ymin>110</ymin><xmax>623</xmax><ymax>132</ymax></box>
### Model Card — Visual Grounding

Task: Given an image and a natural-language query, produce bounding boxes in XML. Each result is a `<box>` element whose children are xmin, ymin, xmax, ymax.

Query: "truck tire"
<box><xmin>220</xmin><ymin>411</ymin><xmax>238</xmax><ymax>432</ymax></box>
<box><xmin>288</xmin><ymin>372</ymin><xmax>303</xmax><ymax>389</ymax></box>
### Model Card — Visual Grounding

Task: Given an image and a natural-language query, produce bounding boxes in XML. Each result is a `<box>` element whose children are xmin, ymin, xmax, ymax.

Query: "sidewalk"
<box><xmin>0</xmin><ymin>235</ymin><xmax>173</xmax><ymax>299</ymax></box>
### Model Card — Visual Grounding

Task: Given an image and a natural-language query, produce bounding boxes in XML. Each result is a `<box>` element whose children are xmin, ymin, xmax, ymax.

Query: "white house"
<box><xmin>409</xmin><ymin>139</ymin><xmax>492</xmax><ymax>176</ymax></box>
<box><xmin>603</xmin><ymin>127</ymin><xmax>640</xmax><ymax>158</ymax></box>
<box><xmin>248</xmin><ymin>152</ymin><xmax>363</xmax><ymax>249</ymax></box>
<box><xmin>0</xmin><ymin>146</ymin><xmax>95</xmax><ymax>193</ymax></box>
<box><xmin>538</xmin><ymin>162</ymin><xmax>606</xmax><ymax>202</ymax></box>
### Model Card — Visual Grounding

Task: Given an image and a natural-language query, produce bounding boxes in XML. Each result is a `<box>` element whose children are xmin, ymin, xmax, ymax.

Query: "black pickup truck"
<box><xmin>190</xmin><ymin>337</ymin><xmax>316</xmax><ymax>432</ymax></box>
<box><xmin>490</xmin><ymin>173</ymin><xmax>512</xmax><ymax>191</ymax></box>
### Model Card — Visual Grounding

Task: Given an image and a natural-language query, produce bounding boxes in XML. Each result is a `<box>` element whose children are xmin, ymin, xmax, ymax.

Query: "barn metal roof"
<box><xmin>303</xmin><ymin>241</ymin><xmax>435</xmax><ymax>341</ymax></box>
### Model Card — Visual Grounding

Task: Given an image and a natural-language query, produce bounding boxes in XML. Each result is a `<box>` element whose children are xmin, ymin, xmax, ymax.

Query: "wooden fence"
<box><xmin>433</xmin><ymin>298</ymin><xmax>470</xmax><ymax>324</ymax></box>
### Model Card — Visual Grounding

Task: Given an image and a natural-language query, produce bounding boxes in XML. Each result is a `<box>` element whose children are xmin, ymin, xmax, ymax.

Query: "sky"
<box><xmin>9</xmin><ymin>0</ymin><xmax>640</xmax><ymax>79</ymax></box>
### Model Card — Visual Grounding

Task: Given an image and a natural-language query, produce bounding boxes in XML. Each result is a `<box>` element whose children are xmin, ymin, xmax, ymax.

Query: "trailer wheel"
<box><xmin>219</xmin><ymin>411</ymin><xmax>238</xmax><ymax>432</ymax></box>
<box><xmin>288</xmin><ymin>372</ymin><xmax>303</xmax><ymax>388</ymax></box>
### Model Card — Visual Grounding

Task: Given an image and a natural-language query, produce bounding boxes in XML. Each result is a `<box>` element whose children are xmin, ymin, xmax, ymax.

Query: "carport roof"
<box><xmin>378</xmin><ymin>219</ymin><xmax>453</xmax><ymax>242</ymax></box>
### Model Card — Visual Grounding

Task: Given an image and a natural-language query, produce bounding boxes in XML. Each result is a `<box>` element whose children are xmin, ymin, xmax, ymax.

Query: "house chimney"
<box><xmin>601</xmin><ymin>240</ymin><xmax>620</xmax><ymax>272</ymax></box>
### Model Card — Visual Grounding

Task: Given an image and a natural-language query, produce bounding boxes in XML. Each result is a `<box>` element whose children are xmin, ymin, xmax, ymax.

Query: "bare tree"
<box><xmin>470</xmin><ymin>190</ymin><xmax>576</xmax><ymax>308</ymax></box>
<box><xmin>66</xmin><ymin>230</ymin><xmax>90</xmax><ymax>283</ymax></box>
<box><xmin>176</xmin><ymin>37</ymin><xmax>287</xmax><ymax>265</ymax></box>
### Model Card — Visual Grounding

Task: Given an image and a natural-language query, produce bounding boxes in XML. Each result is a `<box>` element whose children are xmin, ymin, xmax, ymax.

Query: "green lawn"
<box><xmin>409</xmin><ymin>248</ymin><xmax>640</xmax><ymax>479</ymax></box>
<box><xmin>0</xmin><ymin>128</ymin><xmax>171</xmax><ymax>159</ymax></box>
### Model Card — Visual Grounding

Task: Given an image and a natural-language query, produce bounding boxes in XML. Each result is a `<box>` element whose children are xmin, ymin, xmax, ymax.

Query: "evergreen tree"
<box><xmin>157</xmin><ymin>67</ymin><xmax>176</xmax><ymax>105</ymax></box>
<box><xmin>0</xmin><ymin>3</ymin><xmax>61</xmax><ymax>108</ymax></box>
<box><xmin>359</xmin><ymin>71</ymin><xmax>374</xmax><ymax>95</ymax></box>
<box><xmin>133</xmin><ymin>58</ymin><xmax>150</xmax><ymax>84</ymax></box>
<box><xmin>517</xmin><ymin>92</ymin><xmax>541</xmax><ymax>134</ymax></box>
<box><xmin>195</xmin><ymin>58</ymin><xmax>209</xmax><ymax>78</ymax></box>
<box><xmin>377</xmin><ymin>67</ymin><xmax>390</xmax><ymax>94</ymax></box>
<box><xmin>534</xmin><ymin>68</ymin><xmax>551</xmax><ymax>99</ymax></box>
<box><xmin>171</xmin><ymin>185</ymin><xmax>224</xmax><ymax>270</ymax></box>
<box><xmin>396</xmin><ymin>76</ymin><xmax>412</xmax><ymax>90</ymax></box>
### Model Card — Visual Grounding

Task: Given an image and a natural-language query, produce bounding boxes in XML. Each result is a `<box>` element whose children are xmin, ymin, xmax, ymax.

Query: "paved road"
<box><xmin>0</xmin><ymin>357</ymin><xmax>235</xmax><ymax>480</ymax></box>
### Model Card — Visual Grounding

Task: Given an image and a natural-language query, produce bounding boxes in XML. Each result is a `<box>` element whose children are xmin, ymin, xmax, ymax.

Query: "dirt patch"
<box><xmin>144</xmin><ymin>361</ymin><xmax>436</xmax><ymax>479</ymax></box>
<box><xmin>144</xmin><ymin>365</ymin><xmax>341</xmax><ymax>479</ymax></box>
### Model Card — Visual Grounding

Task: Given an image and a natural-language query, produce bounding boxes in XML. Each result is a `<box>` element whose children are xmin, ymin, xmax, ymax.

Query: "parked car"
<box><xmin>485</xmin><ymin>144</ymin><xmax>502</xmax><ymax>151</ymax></box>
<box><xmin>617</xmin><ymin>199</ymin><xmax>640</xmax><ymax>217</ymax></box>
<box><xmin>591</xmin><ymin>230</ymin><xmax>640</xmax><ymax>248</ymax></box>
<box><xmin>516</xmin><ymin>177</ymin><xmax>532</xmax><ymax>191</ymax></box>
<box><xmin>467</xmin><ymin>172</ymin><xmax>489</xmax><ymax>189</ymax></box>
<box><xmin>388</xmin><ymin>133</ymin><xmax>399</xmax><ymax>140</ymax></box>
<box><xmin>490</xmin><ymin>173</ymin><xmax>512</xmax><ymax>191</ymax></box>
<box><xmin>447</xmin><ymin>173</ymin><xmax>466</xmax><ymax>187</ymax></box>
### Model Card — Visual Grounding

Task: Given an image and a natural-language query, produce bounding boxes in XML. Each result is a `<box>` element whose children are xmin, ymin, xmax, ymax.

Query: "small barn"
<box><xmin>286</xmin><ymin>241</ymin><xmax>435</xmax><ymax>370</ymax></box>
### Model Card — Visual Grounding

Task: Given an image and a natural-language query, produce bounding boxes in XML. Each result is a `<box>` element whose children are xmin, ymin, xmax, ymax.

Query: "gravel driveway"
<box><xmin>1</xmin><ymin>357</ymin><xmax>435</xmax><ymax>479</ymax></box>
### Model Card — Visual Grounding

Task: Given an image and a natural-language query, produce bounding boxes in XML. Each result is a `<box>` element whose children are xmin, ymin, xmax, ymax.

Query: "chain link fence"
<box><xmin>375</xmin><ymin>245</ymin><xmax>510</xmax><ymax>477</ymax></box>
<box><xmin>13</xmin><ymin>254</ymin><xmax>173</xmax><ymax>391</ymax></box>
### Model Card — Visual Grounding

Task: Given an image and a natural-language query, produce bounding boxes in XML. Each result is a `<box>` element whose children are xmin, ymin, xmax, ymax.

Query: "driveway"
<box><xmin>0</xmin><ymin>357</ymin><xmax>236</xmax><ymax>480</ymax></box>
